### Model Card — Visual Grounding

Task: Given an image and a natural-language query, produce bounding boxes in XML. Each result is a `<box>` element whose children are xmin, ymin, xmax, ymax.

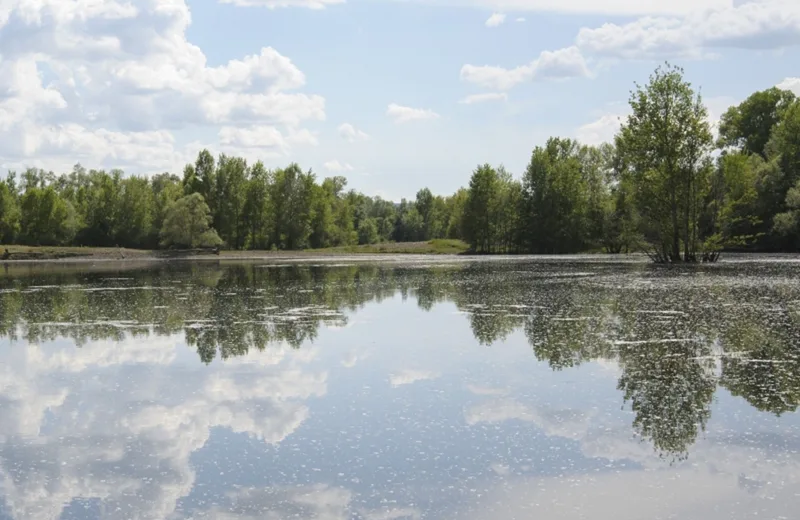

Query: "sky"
<box><xmin>0</xmin><ymin>0</ymin><xmax>799</xmax><ymax>201</ymax></box>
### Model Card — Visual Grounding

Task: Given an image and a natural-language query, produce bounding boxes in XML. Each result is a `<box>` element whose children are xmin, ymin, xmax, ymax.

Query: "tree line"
<box><xmin>0</xmin><ymin>63</ymin><xmax>798</xmax><ymax>261</ymax></box>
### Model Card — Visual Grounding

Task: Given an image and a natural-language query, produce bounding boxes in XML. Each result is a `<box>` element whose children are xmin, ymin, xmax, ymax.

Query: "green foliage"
<box><xmin>769</xmin><ymin>100</ymin><xmax>800</xmax><ymax>192</ymax></box>
<box><xmin>445</xmin><ymin>188</ymin><xmax>468</xmax><ymax>239</ymax></box>
<box><xmin>772</xmin><ymin>179</ymin><xmax>800</xmax><ymax>248</ymax></box>
<box><xmin>214</xmin><ymin>154</ymin><xmax>248</xmax><ymax>249</ymax></box>
<box><xmin>19</xmin><ymin>187</ymin><xmax>79</xmax><ymax>246</ymax></box>
<box><xmin>522</xmin><ymin>138</ymin><xmax>591</xmax><ymax>253</ymax></box>
<box><xmin>704</xmin><ymin>152</ymin><xmax>763</xmax><ymax>250</ymax></box>
<box><xmin>357</xmin><ymin>218</ymin><xmax>379</xmax><ymax>245</ymax></box>
<box><xmin>0</xmin><ymin>65</ymin><xmax>797</xmax><ymax>259</ymax></box>
<box><xmin>603</xmin><ymin>176</ymin><xmax>642</xmax><ymax>254</ymax></box>
<box><xmin>116</xmin><ymin>177</ymin><xmax>154</xmax><ymax>248</ymax></box>
<box><xmin>464</xmin><ymin>164</ymin><xmax>499</xmax><ymax>253</ymax></box>
<box><xmin>0</xmin><ymin>180</ymin><xmax>20</xmax><ymax>243</ymax></box>
<box><xmin>151</xmin><ymin>173</ymin><xmax>183</xmax><ymax>247</ymax></box>
<box><xmin>616</xmin><ymin>63</ymin><xmax>713</xmax><ymax>262</ymax></box>
<box><xmin>270</xmin><ymin>164</ymin><xmax>316</xmax><ymax>250</ymax></box>
<box><xmin>159</xmin><ymin>193</ymin><xmax>223</xmax><ymax>248</ymax></box>
<box><xmin>718</xmin><ymin>87</ymin><xmax>796</xmax><ymax>158</ymax></box>
<box><xmin>243</xmin><ymin>162</ymin><xmax>272</xmax><ymax>250</ymax></box>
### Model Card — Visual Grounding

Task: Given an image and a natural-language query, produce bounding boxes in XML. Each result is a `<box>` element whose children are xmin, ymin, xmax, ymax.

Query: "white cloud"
<box><xmin>386</xmin><ymin>103</ymin><xmax>440</xmax><ymax>123</ymax></box>
<box><xmin>576</xmin><ymin>113</ymin><xmax>625</xmax><ymax>145</ymax></box>
<box><xmin>466</xmin><ymin>384</ymin><xmax>509</xmax><ymax>396</ymax></box>
<box><xmin>395</xmin><ymin>0</ymin><xmax>730</xmax><ymax>16</ymax></box>
<box><xmin>575</xmin><ymin>0</ymin><xmax>800</xmax><ymax>60</ymax></box>
<box><xmin>0</xmin><ymin>1</ymin><xmax>325</xmax><ymax>175</ymax></box>
<box><xmin>778</xmin><ymin>77</ymin><xmax>800</xmax><ymax>95</ymax></box>
<box><xmin>220</xmin><ymin>0</ymin><xmax>345</xmax><ymax>8</ymax></box>
<box><xmin>576</xmin><ymin>95</ymin><xmax>734</xmax><ymax>146</ymax></box>
<box><xmin>705</xmin><ymin>95</ymin><xmax>738</xmax><ymax>138</ymax></box>
<box><xmin>217</xmin><ymin>126</ymin><xmax>318</xmax><ymax>157</ymax></box>
<box><xmin>460</xmin><ymin>46</ymin><xmax>590</xmax><ymax>90</ymax></box>
<box><xmin>459</xmin><ymin>92</ymin><xmax>508</xmax><ymax>104</ymax></box>
<box><xmin>0</xmin><ymin>124</ymin><xmax>193</xmax><ymax>174</ymax></box>
<box><xmin>337</xmin><ymin>122</ymin><xmax>370</xmax><ymax>142</ymax></box>
<box><xmin>516</xmin><ymin>17</ymin><xmax>526</xmax><ymax>22</ymax></box>
<box><xmin>361</xmin><ymin>507</ymin><xmax>423</xmax><ymax>520</ymax></box>
<box><xmin>465</xmin><ymin>398</ymin><xmax>593</xmax><ymax>441</ymax></box>
<box><xmin>389</xmin><ymin>369</ymin><xmax>440</xmax><ymax>387</ymax></box>
<box><xmin>324</xmin><ymin>159</ymin><xmax>354</xmax><ymax>172</ymax></box>
<box><xmin>460</xmin><ymin>466</ymin><xmax>800</xmax><ymax>520</ymax></box>
<box><xmin>341</xmin><ymin>351</ymin><xmax>359</xmax><ymax>368</ymax></box>
<box><xmin>0</xmin><ymin>333</ymin><xmax>328</xmax><ymax>520</ymax></box>
<box><xmin>189</xmin><ymin>484</ymin><xmax>353</xmax><ymax>520</ymax></box>
<box><xmin>485</xmin><ymin>13</ymin><xmax>506</xmax><ymax>27</ymax></box>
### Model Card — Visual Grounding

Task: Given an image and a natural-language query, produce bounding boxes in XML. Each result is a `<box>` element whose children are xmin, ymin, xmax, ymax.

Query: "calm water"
<box><xmin>1</xmin><ymin>256</ymin><xmax>800</xmax><ymax>519</ymax></box>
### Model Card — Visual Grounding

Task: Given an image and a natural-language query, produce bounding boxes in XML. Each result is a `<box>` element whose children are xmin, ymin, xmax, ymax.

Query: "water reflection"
<box><xmin>0</xmin><ymin>258</ymin><xmax>799</xmax><ymax>518</ymax></box>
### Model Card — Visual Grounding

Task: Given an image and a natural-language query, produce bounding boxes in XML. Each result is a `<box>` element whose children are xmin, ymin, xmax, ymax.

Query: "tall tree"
<box><xmin>464</xmin><ymin>164</ymin><xmax>499</xmax><ymax>253</ymax></box>
<box><xmin>772</xmin><ymin>179</ymin><xmax>800</xmax><ymax>250</ymax></box>
<box><xmin>718</xmin><ymin>87</ymin><xmax>796</xmax><ymax>159</ymax></box>
<box><xmin>704</xmin><ymin>152</ymin><xmax>762</xmax><ymax>252</ymax></box>
<box><xmin>160</xmin><ymin>193</ymin><xmax>222</xmax><ymax>248</ymax></box>
<box><xmin>19</xmin><ymin>187</ymin><xmax>79</xmax><ymax>246</ymax></box>
<box><xmin>115</xmin><ymin>176</ymin><xmax>154</xmax><ymax>248</ymax></box>
<box><xmin>616</xmin><ymin>63</ymin><xmax>713</xmax><ymax>263</ymax></box>
<box><xmin>151</xmin><ymin>174</ymin><xmax>184</xmax><ymax>247</ymax></box>
<box><xmin>522</xmin><ymin>138</ymin><xmax>589</xmax><ymax>254</ymax></box>
<box><xmin>243</xmin><ymin>162</ymin><xmax>272</xmax><ymax>250</ymax></box>
<box><xmin>215</xmin><ymin>154</ymin><xmax>248</xmax><ymax>249</ymax></box>
<box><xmin>0</xmin><ymin>180</ymin><xmax>20</xmax><ymax>243</ymax></box>
<box><xmin>445</xmin><ymin>188</ymin><xmax>468</xmax><ymax>240</ymax></box>
<box><xmin>271</xmin><ymin>164</ymin><xmax>315</xmax><ymax>250</ymax></box>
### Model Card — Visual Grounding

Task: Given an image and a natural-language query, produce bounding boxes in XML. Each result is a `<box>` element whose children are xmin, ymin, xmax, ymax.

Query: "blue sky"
<box><xmin>0</xmin><ymin>0</ymin><xmax>798</xmax><ymax>200</ymax></box>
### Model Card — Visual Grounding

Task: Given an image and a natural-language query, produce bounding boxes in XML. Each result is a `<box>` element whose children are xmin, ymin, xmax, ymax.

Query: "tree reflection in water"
<box><xmin>1</xmin><ymin>259</ymin><xmax>798</xmax><ymax>461</ymax></box>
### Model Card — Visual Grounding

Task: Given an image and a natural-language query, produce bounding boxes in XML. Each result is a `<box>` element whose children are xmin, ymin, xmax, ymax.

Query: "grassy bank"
<box><xmin>0</xmin><ymin>240</ymin><xmax>470</xmax><ymax>262</ymax></box>
<box><xmin>302</xmin><ymin>239</ymin><xmax>469</xmax><ymax>255</ymax></box>
<box><xmin>1</xmin><ymin>245</ymin><xmax>156</xmax><ymax>261</ymax></box>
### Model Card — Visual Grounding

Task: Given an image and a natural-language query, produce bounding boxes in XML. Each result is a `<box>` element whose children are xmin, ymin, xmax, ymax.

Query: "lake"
<box><xmin>1</xmin><ymin>256</ymin><xmax>799</xmax><ymax>519</ymax></box>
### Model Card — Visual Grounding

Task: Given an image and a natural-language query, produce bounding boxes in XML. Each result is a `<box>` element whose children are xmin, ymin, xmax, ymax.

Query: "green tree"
<box><xmin>494</xmin><ymin>167</ymin><xmax>522</xmax><ymax>253</ymax></box>
<box><xmin>603</xmin><ymin>177</ymin><xmax>640</xmax><ymax>253</ymax></box>
<box><xmin>160</xmin><ymin>193</ymin><xmax>223</xmax><ymax>248</ymax></box>
<box><xmin>581</xmin><ymin>144</ymin><xmax>614</xmax><ymax>250</ymax></box>
<box><xmin>357</xmin><ymin>218</ymin><xmax>379</xmax><ymax>245</ymax></box>
<box><xmin>367</xmin><ymin>197</ymin><xmax>397</xmax><ymax>242</ymax></box>
<box><xmin>464</xmin><ymin>164</ymin><xmax>499</xmax><ymax>253</ymax></box>
<box><xmin>445</xmin><ymin>188</ymin><xmax>468</xmax><ymax>240</ymax></box>
<box><xmin>768</xmin><ymin>100</ymin><xmax>800</xmax><ymax>198</ymax></box>
<box><xmin>772</xmin><ymin>179</ymin><xmax>800</xmax><ymax>249</ymax></box>
<box><xmin>522</xmin><ymin>138</ymin><xmax>589</xmax><ymax>253</ymax></box>
<box><xmin>243</xmin><ymin>162</ymin><xmax>272</xmax><ymax>250</ymax></box>
<box><xmin>214</xmin><ymin>154</ymin><xmax>248</xmax><ymax>249</ymax></box>
<box><xmin>74</xmin><ymin>169</ymin><xmax>120</xmax><ymax>246</ymax></box>
<box><xmin>19</xmin><ymin>187</ymin><xmax>79</xmax><ymax>245</ymax></box>
<box><xmin>399</xmin><ymin>206</ymin><xmax>425</xmax><ymax>242</ymax></box>
<box><xmin>271</xmin><ymin>164</ymin><xmax>315</xmax><ymax>250</ymax></box>
<box><xmin>115</xmin><ymin>176</ymin><xmax>154</xmax><ymax>248</ymax></box>
<box><xmin>151</xmin><ymin>174</ymin><xmax>184</xmax><ymax>247</ymax></box>
<box><xmin>616</xmin><ymin>63</ymin><xmax>714</xmax><ymax>263</ymax></box>
<box><xmin>0</xmin><ymin>180</ymin><xmax>20</xmax><ymax>243</ymax></box>
<box><xmin>704</xmin><ymin>152</ymin><xmax>762</xmax><ymax>252</ymax></box>
<box><xmin>718</xmin><ymin>87</ymin><xmax>796</xmax><ymax>158</ymax></box>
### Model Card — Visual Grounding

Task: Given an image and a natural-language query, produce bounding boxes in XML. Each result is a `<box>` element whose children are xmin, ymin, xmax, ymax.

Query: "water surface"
<box><xmin>1</xmin><ymin>256</ymin><xmax>800</xmax><ymax>519</ymax></box>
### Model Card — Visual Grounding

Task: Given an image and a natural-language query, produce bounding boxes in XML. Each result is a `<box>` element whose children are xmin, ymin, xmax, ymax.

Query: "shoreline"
<box><xmin>0</xmin><ymin>240</ymin><xmax>471</xmax><ymax>264</ymax></box>
<box><xmin>2</xmin><ymin>244</ymin><xmax>797</xmax><ymax>266</ymax></box>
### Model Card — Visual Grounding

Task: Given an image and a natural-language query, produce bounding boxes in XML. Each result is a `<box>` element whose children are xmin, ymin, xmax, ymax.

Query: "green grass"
<box><xmin>1</xmin><ymin>240</ymin><xmax>470</xmax><ymax>261</ymax></box>
<box><xmin>1</xmin><ymin>245</ymin><xmax>154</xmax><ymax>260</ymax></box>
<box><xmin>304</xmin><ymin>239</ymin><xmax>470</xmax><ymax>255</ymax></box>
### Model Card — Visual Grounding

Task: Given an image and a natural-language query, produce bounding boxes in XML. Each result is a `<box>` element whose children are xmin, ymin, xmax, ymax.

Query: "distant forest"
<box><xmin>0</xmin><ymin>63</ymin><xmax>798</xmax><ymax>263</ymax></box>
